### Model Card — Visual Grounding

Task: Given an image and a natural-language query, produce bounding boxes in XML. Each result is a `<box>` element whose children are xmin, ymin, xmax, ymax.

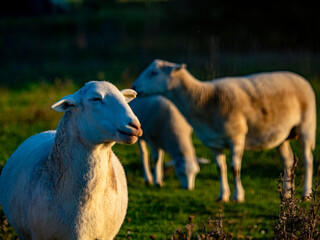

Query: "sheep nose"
<box><xmin>129</xmin><ymin>119</ymin><xmax>143</xmax><ymax>137</ymax></box>
<box><xmin>129</xmin><ymin>119</ymin><xmax>141</xmax><ymax>130</ymax></box>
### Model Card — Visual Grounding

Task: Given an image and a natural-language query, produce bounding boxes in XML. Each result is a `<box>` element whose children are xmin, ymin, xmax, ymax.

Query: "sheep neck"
<box><xmin>48</xmin><ymin>113</ymin><xmax>115</xmax><ymax>200</ymax></box>
<box><xmin>166</xmin><ymin>69</ymin><xmax>215</xmax><ymax>121</ymax></box>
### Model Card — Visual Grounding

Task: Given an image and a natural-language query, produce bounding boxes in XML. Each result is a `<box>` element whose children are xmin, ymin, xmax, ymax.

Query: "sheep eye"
<box><xmin>150</xmin><ymin>70</ymin><xmax>159</xmax><ymax>76</ymax></box>
<box><xmin>91</xmin><ymin>97</ymin><xmax>102</xmax><ymax>103</ymax></box>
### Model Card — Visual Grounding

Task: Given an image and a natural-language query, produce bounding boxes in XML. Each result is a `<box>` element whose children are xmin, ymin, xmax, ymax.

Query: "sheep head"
<box><xmin>174</xmin><ymin>157</ymin><xmax>200</xmax><ymax>190</ymax></box>
<box><xmin>132</xmin><ymin>59</ymin><xmax>186</xmax><ymax>96</ymax></box>
<box><xmin>52</xmin><ymin>81</ymin><xmax>142</xmax><ymax>145</ymax></box>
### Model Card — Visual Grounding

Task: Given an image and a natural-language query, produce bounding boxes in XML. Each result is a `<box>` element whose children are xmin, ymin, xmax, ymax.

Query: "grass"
<box><xmin>0</xmin><ymin>73</ymin><xmax>319</xmax><ymax>239</ymax></box>
<box><xmin>1</xmin><ymin>3</ymin><xmax>320</xmax><ymax>239</ymax></box>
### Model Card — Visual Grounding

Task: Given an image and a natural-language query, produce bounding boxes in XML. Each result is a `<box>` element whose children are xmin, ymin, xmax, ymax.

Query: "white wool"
<box><xmin>133</xmin><ymin>60</ymin><xmax>316</xmax><ymax>202</ymax></box>
<box><xmin>0</xmin><ymin>81</ymin><xmax>142</xmax><ymax>240</ymax></box>
<box><xmin>130</xmin><ymin>95</ymin><xmax>201</xmax><ymax>190</ymax></box>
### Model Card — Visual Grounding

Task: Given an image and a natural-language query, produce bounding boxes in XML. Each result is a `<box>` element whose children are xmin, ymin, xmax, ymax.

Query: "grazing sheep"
<box><xmin>129</xmin><ymin>95</ymin><xmax>201</xmax><ymax>190</ymax></box>
<box><xmin>132</xmin><ymin>59</ymin><xmax>316</xmax><ymax>202</ymax></box>
<box><xmin>0</xmin><ymin>81</ymin><xmax>142</xmax><ymax>240</ymax></box>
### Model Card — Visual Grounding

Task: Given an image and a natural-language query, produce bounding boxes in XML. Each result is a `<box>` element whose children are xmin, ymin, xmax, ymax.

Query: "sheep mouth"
<box><xmin>117</xmin><ymin>129</ymin><xmax>141</xmax><ymax>144</ymax></box>
<box><xmin>117</xmin><ymin>129</ymin><xmax>138</xmax><ymax>136</ymax></box>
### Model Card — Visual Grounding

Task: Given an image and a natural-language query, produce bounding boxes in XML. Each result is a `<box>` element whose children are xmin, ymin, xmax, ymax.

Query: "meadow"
<box><xmin>1</xmin><ymin>2</ymin><xmax>320</xmax><ymax>239</ymax></box>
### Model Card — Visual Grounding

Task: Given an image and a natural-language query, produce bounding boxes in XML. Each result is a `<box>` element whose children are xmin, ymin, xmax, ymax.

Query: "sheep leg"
<box><xmin>137</xmin><ymin>139</ymin><xmax>154</xmax><ymax>185</ymax></box>
<box><xmin>298</xmin><ymin>114</ymin><xmax>315</xmax><ymax>199</ymax></box>
<box><xmin>230</xmin><ymin>137</ymin><xmax>245</xmax><ymax>202</ymax></box>
<box><xmin>150</xmin><ymin>145</ymin><xmax>164</xmax><ymax>187</ymax></box>
<box><xmin>213</xmin><ymin>150</ymin><xmax>230</xmax><ymax>202</ymax></box>
<box><xmin>184</xmin><ymin>160</ymin><xmax>200</xmax><ymax>190</ymax></box>
<box><xmin>278</xmin><ymin>140</ymin><xmax>294</xmax><ymax>198</ymax></box>
<box><xmin>300</xmin><ymin>138</ymin><xmax>314</xmax><ymax>199</ymax></box>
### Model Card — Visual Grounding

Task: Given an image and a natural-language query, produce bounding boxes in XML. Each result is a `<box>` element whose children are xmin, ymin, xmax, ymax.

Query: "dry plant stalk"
<box><xmin>274</xmin><ymin>156</ymin><xmax>320</xmax><ymax>239</ymax></box>
<box><xmin>171</xmin><ymin>215</ymin><xmax>232</xmax><ymax>240</ymax></box>
<box><xmin>0</xmin><ymin>215</ymin><xmax>18</xmax><ymax>240</ymax></box>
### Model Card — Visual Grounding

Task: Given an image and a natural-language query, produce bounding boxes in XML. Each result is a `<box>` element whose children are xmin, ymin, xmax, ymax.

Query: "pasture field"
<box><xmin>1</xmin><ymin>3</ymin><xmax>320</xmax><ymax>239</ymax></box>
<box><xmin>0</xmin><ymin>68</ymin><xmax>319</xmax><ymax>240</ymax></box>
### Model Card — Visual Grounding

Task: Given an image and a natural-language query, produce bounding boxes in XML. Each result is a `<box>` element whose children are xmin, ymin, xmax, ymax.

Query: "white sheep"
<box><xmin>0</xmin><ymin>81</ymin><xmax>142</xmax><ymax>240</ymax></box>
<box><xmin>132</xmin><ymin>59</ymin><xmax>316</xmax><ymax>202</ymax></box>
<box><xmin>129</xmin><ymin>95</ymin><xmax>201</xmax><ymax>190</ymax></box>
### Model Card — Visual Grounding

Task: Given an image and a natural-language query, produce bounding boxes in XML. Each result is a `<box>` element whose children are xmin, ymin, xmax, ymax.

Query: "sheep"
<box><xmin>129</xmin><ymin>95</ymin><xmax>202</xmax><ymax>190</ymax></box>
<box><xmin>132</xmin><ymin>59</ymin><xmax>316</xmax><ymax>202</ymax></box>
<box><xmin>0</xmin><ymin>81</ymin><xmax>143</xmax><ymax>240</ymax></box>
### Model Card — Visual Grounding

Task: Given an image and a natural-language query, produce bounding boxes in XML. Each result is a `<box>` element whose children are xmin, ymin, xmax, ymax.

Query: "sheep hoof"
<box><xmin>232</xmin><ymin>197</ymin><xmax>245</xmax><ymax>203</ymax></box>
<box><xmin>302</xmin><ymin>195</ymin><xmax>312</xmax><ymax>202</ymax></box>
<box><xmin>232</xmin><ymin>193</ymin><xmax>245</xmax><ymax>203</ymax></box>
<box><xmin>302</xmin><ymin>190</ymin><xmax>312</xmax><ymax>201</ymax></box>
<box><xmin>145</xmin><ymin>180</ymin><xmax>154</xmax><ymax>187</ymax></box>
<box><xmin>155</xmin><ymin>182</ymin><xmax>164</xmax><ymax>188</ymax></box>
<box><xmin>216</xmin><ymin>196</ymin><xmax>230</xmax><ymax>202</ymax></box>
<box><xmin>283</xmin><ymin>191</ymin><xmax>293</xmax><ymax>199</ymax></box>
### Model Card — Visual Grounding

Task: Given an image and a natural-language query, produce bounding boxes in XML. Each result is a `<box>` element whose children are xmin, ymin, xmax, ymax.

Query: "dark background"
<box><xmin>1</xmin><ymin>0</ymin><xmax>319</xmax><ymax>88</ymax></box>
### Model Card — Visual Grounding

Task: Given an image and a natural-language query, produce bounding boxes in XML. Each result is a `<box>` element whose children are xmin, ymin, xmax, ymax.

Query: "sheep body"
<box><xmin>132</xmin><ymin>60</ymin><xmax>316</xmax><ymax>202</ymax></box>
<box><xmin>129</xmin><ymin>95</ymin><xmax>200</xmax><ymax>189</ymax></box>
<box><xmin>0</xmin><ymin>81</ymin><xmax>142</xmax><ymax>240</ymax></box>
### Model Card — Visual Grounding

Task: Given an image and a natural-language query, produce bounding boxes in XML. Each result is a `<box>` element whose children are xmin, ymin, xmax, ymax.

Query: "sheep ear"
<box><xmin>173</xmin><ymin>63</ymin><xmax>187</xmax><ymax>71</ymax></box>
<box><xmin>51</xmin><ymin>95</ymin><xmax>77</xmax><ymax>112</ymax></box>
<box><xmin>162</xmin><ymin>63</ymin><xmax>187</xmax><ymax>74</ymax></box>
<box><xmin>121</xmin><ymin>89</ymin><xmax>137</xmax><ymax>103</ymax></box>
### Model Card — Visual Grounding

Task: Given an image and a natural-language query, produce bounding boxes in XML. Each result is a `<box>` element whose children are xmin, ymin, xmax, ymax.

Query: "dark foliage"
<box><xmin>0</xmin><ymin>215</ymin><xmax>17</xmax><ymax>240</ymax></box>
<box><xmin>170</xmin><ymin>215</ymin><xmax>232</xmax><ymax>240</ymax></box>
<box><xmin>273</xmin><ymin>156</ymin><xmax>320</xmax><ymax>239</ymax></box>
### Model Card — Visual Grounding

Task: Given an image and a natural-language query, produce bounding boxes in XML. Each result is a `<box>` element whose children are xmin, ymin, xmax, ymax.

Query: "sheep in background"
<box><xmin>130</xmin><ymin>95</ymin><xmax>207</xmax><ymax>190</ymax></box>
<box><xmin>132</xmin><ymin>59</ymin><xmax>316</xmax><ymax>202</ymax></box>
<box><xmin>0</xmin><ymin>81</ymin><xmax>142</xmax><ymax>240</ymax></box>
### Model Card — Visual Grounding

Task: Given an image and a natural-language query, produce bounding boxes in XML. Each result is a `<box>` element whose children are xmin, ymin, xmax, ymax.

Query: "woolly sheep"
<box><xmin>129</xmin><ymin>95</ymin><xmax>202</xmax><ymax>190</ymax></box>
<box><xmin>0</xmin><ymin>81</ymin><xmax>142</xmax><ymax>240</ymax></box>
<box><xmin>132</xmin><ymin>59</ymin><xmax>316</xmax><ymax>202</ymax></box>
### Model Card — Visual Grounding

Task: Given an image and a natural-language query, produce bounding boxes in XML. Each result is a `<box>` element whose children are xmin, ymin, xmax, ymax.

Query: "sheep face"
<box><xmin>132</xmin><ymin>59</ymin><xmax>186</xmax><ymax>96</ymax></box>
<box><xmin>174</xmin><ymin>159</ymin><xmax>200</xmax><ymax>190</ymax></box>
<box><xmin>52</xmin><ymin>81</ymin><xmax>143</xmax><ymax>145</ymax></box>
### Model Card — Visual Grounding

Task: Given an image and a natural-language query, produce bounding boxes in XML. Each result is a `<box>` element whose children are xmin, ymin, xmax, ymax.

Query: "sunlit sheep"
<box><xmin>0</xmin><ymin>81</ymin><xmax>142</xmax><ymax>240</ymax></box>
<box><xmin>130</xmin><ymin>95</ymin><xmax>202</xmax><ymax>190</ymax></box>
<box><xmin>133</xmin><ymin>60</ymin><xmax>316</xmax><ymax>202</ymax></box>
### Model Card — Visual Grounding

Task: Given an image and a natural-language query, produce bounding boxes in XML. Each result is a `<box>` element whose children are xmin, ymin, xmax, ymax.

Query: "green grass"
<box><xmin>1</xmin><ymin>4</ymin><xmax>320</xmax><ymax>239</ymax></box>
<box><xmin>0</xmin><ymin>74</ymin><xmax>319</xmax><ymax>239</ymax></box>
